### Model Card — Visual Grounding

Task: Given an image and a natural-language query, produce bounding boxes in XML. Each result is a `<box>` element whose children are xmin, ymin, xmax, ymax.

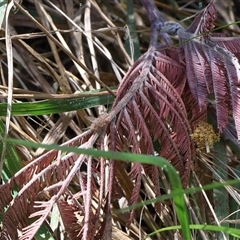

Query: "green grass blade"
<box><xmin>125</xmin><ymin>0</ymin><xmax>141</xmax><ymax>61</ymax></box>
<box><xmin>0</xmin><ymin>119</ymin><xmax>22</xmax><ymax>181</ymax></box>
<box><xmin>0</xmin><ymin>94</ymin><xmax>114</xmax><ymax>116</ymax></box>
<box><xmin>5</xmin><ymin>138</ymin><xmax>191</xmax><ymax>240</ymax></box>
<box><xmin>146</xmin><ymin>224</ymin><xmax>240</xmax><ymax>239</ymax></box>
<box><xmin>116</xmin><ymin>179</ymin><xmax>240</xmax><ymax>214</ymax></box>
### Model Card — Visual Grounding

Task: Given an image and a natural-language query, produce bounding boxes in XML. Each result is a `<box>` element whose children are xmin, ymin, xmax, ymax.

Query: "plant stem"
<box><xmin>140</xmin><ymin>0</ymin><xmax>172</xmax><ymax>45</ymax></box>
<box><xmin>140</xmin><ymin>0</ymin><xmax>165</xmax><ymax>24</ymax></box>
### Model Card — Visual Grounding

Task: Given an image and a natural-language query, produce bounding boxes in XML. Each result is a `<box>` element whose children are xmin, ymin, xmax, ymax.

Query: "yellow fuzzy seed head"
<box><xmin>190</xmin><ymin>122</ymin><xmax>220</xmax><ymax>153</ymax></box>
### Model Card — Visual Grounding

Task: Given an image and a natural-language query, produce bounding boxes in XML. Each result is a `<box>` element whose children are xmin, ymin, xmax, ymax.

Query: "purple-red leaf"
<box><xmin>169</xmin><ymin>1</ymin><xmax>240</xmax><ymax>139</ymax></box>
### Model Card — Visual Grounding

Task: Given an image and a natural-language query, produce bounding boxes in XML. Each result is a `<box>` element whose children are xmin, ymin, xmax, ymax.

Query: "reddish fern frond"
<box><xmin>189</xmin><ymin>2</ymin><xmax>240</xmax><ymax>138</ymax></box>
<box><xmin>58</xmin><ymin>199</ymin><xmax>83</xmax><ymax>240</ymax></box>
<box><xmin>128</xmin><ymin>163</ymin><xmax>142</xmax><ymax>223</ymax></box>
<box><xmin>156</xmin><ymin>47</ymin><xmax>186</xmax><ymax>94</ymax></box>
<box><xmin>57</xmin><ymin>197</ymin><xmax>97</xmax><ymax>240</ymax></box>
<box><xmin>184</xmin><ymin>41</ymin><xmax>210</xmax><ymax>106</ymax></box>
<box><xmin>20</xmin><ymin>199</ymin><xmax>55</xmax><ymax>240</ymax></box>
<box><xmin>161</xmin><ymin>1</ymin><xmax>240</xmax><ymax>139</ymax></box>
<box><xmin>187</xmin><ymin>1</ymin><xmax>216</xmax><ymax>36</ymax></box>
<box><xmin>215</xmin><ymin>37</ymin><xmax>240</xmax><ymax>60</ymax></box>
<box><xmin>105</xmin><ymin>46</ymin><xmax>192</xmax><ymax>194</ymax></box>
<box><xmin>182</xmin><ymin>84</ymin><xmax>207</xmax><ymax>130</ymax></box>
<box><xmin>0</xmin><ymin>130</ymin><xmax>93</xmax><ymax>209</ymax></box>
<box><xmin>0</xmin><ymin>131</ymin><xmax>105</xmax><ymax>239</ymax></box>
<box><xmin>207</xmin><ymin>49</ymin><xmax>229</xmax><ymax>131</ymax></box>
